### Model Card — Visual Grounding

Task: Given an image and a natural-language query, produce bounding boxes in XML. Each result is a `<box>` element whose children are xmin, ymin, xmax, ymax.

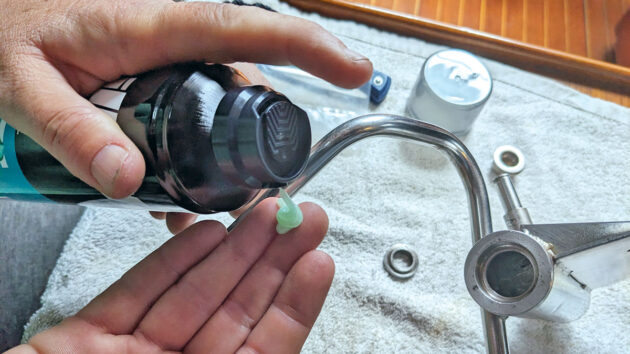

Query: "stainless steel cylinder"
<box><xmin>406</xmin><ymin>49</ymin><xmax>492</xmax><ymax>136</ymax></box>
<box><xmin>465</xmin><ymin>230</ymin><xmax>591</xmax><ymax>322</ymax></box>
<box><xmin>494</xmin><ymin>174</ymin><xmax>533</xmax><ymax>229</ymax></box>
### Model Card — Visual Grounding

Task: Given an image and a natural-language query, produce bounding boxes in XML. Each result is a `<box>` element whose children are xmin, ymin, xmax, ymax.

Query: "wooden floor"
<box><xmin>346</xmin><ymin>0</ymin><xmax>630</xmax><ymax>107</ymax></box>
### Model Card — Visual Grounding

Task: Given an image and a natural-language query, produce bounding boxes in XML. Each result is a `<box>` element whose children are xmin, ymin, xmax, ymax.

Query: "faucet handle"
<box><xmin>521</xmin><ymin>222</ymin><xmax>630</xmax><ymax>289</ymax></box>
<box><xmin>492</xmin><ymin>146</ymin><xmax>532</xmax><ymax>229</ymax></box>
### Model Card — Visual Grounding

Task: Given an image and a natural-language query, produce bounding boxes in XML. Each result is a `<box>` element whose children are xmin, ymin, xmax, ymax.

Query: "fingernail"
<box><xmin>344</xmin><ymin>47</ymin><xmax>369</xmax><ymax>62</ymax></box>
<box><xmin>91</xmin><ymin>144</ymin><xmax>129</xmax><ymax>195</ymax></box>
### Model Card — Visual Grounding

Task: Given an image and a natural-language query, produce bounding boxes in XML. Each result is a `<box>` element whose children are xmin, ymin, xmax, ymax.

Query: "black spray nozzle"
<box><xmin>212</xmin><ymin>86</ymin><xmax>311</xmax><ymax>189</ymax></box>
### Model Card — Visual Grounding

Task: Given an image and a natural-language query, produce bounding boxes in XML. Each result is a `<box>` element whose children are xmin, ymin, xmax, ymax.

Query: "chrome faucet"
<box><xmin>228</xmin><ymin>114</ymin><xmax>629</xmax><ymax>353</ymax></box>
<box><xmin>465</xmin><ymin>146</ymin><xmax>630</xmax><ymax>323</ymax></box>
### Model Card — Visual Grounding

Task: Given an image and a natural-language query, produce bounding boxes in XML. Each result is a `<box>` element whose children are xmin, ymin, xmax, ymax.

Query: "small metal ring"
<box><xmin>492</xmin><ymin>145</ymin><xmax>525</xmax><ymax>175</ymax></box>
<box><xmin>383</xmin><ymin>244</ymin><xmax>419</xmax><ymax>279</ymax></box>
<box><xmin>464</xmin><ymin>230</ymin><xmax>553</xmax><ymax>316</ymax></box>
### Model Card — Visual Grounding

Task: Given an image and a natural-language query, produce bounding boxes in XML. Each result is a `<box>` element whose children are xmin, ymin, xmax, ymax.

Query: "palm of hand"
<box><xmin>9</xmin><ymin>200</ymin><xmax>332</xmax><ymax>354</ymax></box>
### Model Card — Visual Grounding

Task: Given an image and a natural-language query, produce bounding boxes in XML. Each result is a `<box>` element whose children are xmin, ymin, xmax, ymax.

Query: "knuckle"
<box><xmin>273</xmin><ymin>301</ymin><xmax>311</xmax><ymax>330</ymax></box>
<box><xmin>65</xmin><ymin>1</ymin><xmax>135</xmax><ymax>53</ymax></box>
<box><xmin>167</xmin><ymin>2</ymin><xmax>240</xmax><ymax>31</ymax></box>
<box><xmin>174</xmin><ymin>275</ymin><xmax>215</xmax><ymax>317</ymax></box>
<box><xmin>204</xmin><ymin>3</ymin><xmax>238</xmax><ymax>26</ymax></box>
<box><xmin>287</xmin><ymin>17</ymin><xmax>327</xmax><ymax>40</ymax></box>
<box><xmin>222</xmin><ymin>298</ymin><xmax>256</xmax><ymax>330</ymax></box>
<box><xmin>66</xmin><ymin>1</ymin><xmax>114</xmax><ymax>33</ymax></box>
<box><xmin>286</xmin><ymin>19</ymin><xmax>330</xmax><ymax>55</ymax></box>
<box><xmin>41</xmin><ymin>105</ymin><xmax>100</xmax><ymax>151</ymax></box>
<box><xmin>301</xmin><ymin>19</ymin><xmax>326</xmax><ymax>34</ymax></box>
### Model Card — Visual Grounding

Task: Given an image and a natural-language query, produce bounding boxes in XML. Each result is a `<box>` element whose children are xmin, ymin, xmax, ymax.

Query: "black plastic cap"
<box><xmin>212</xmin><ymin>86</ymin><xmax>311</xmax><ymax>189</ymax></box>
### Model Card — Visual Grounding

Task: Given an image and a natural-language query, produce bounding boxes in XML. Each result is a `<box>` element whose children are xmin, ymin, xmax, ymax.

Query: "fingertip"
<box><xmin>302</xmin><ymin>250</ymin><xmax>335</xmax><ymax>283</ymax></box>
<box><xmin>91</xmin><ymin>143</ymin><xmax>145</xmax><ymax>199</ymax></box>
<box><xmin>298</xmin><ymin>202</ymin><xmax>329</xmax><ymax>237</ymax></box>
<box><xmin>305</xmin><ymin>47</ymin><xmax>373</xmax><ymax>89</ymax></box>
<box><xmin>285</xmin><ymin>19</ymin><xmax>373</xmax><ymax>89</ymax></box>
<box><xmin>118</xmin><ymin>145</ymin><xmax>146</xmax><ymax>197</ymax></box>
<box><xmin>179</xmin><ymin>219</ymin><xmax>227</xmax><ymax>239</ymax></box>
<box><xmin>290</xmin><ymin>40</ymin><xmax>373</xmax><ymax>89</ymax></box>
<box><xmin>347</xmin><ymin>59</ymin><xmax>374</xmax><ymax>88</ymax></box>
<box><xmin>166</xmin><ymin>213</ymin><xmax>199</xmax><ymax>234</ymax></box>
<box><xmin>336</xmin><ymin>51</ymin><xmax>374</xmax><ymax>89</ymax></box>
<box><xmin>150</xmin><ymin>211</ymin><xmax>167</xmax><ymax>220</ymax></box>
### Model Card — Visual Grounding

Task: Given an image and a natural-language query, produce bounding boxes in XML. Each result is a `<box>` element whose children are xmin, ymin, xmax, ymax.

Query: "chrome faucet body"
<box><xmin>465</xmin><ymin>147</ymin><xmax>630</xmax><ymax>323</ymax></box>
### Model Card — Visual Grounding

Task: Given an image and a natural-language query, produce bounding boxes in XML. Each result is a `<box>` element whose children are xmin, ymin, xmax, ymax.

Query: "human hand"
<box><xmin>0</xmin><ymin>0</ymin><xmax>372</xmax><ymax>202</ymax></box>
<box><xmin>8</xmin><ymin>198</ymin><xmax>332</xmax><ymax>353</ymax></box>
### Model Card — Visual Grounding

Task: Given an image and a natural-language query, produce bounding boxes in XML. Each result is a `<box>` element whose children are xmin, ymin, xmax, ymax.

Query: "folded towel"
<box><xmin>23</xmin><ymin>1</ymin><xmax>630</xmax><ymax>352</ymax></box>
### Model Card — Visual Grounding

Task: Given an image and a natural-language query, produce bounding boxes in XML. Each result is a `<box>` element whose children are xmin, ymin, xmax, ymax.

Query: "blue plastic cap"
<box><xmin>370</xmin><ymin>70</ymin><xmax>392</xmax><ymax>105</ymax></box>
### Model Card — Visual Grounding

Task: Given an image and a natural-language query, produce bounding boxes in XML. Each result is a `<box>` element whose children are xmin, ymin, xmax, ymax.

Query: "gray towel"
<box><xmin>23</xmin><ymin>1</ymin><xmax>630</xmax><ymax>352</ymax></box>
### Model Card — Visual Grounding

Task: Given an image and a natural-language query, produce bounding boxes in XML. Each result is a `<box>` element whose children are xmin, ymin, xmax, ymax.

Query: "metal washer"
<box><xmin>492</xmin><ymin>145</ymin><xmax>525</xmax><ymax>175</ymax></box>
<box><xmin>383</xmin><ymin>244</ymin><xmax>419</xmax><ymax>279</ymax></box>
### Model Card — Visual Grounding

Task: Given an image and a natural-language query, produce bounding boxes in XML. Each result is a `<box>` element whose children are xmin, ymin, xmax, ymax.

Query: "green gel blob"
<box><xmin>276</xmin><ymin>189</ymin><xmax>303</xmax><ymax>234</ymax></box>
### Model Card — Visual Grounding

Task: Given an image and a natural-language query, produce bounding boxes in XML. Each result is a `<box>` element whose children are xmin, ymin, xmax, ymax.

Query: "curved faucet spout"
<box><xmin>229</xmin><ymin>114</ymin><xmax>508</xmax><ymax>353</ymax></box>
<box><xmin>289</xmin><ymin>114</ymin><xmax>492</xmax><ymax>242</ymax></box>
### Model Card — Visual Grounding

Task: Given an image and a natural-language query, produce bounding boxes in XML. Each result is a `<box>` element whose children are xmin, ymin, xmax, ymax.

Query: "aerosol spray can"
<box><xmin>0</xmin><ymin>63</ymin><xmax>311</xmax><ymax>213</ymax></box>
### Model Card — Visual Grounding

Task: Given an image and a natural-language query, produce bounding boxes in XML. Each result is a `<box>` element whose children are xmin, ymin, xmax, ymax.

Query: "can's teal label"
<box><xmin>0</xmin><ymin>119</ymin><xmax>48</xmax><ymax>201</ymax></box>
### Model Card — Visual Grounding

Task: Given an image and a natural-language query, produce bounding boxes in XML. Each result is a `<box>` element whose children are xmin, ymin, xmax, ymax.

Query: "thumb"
<box><xmin>7</xmin><ymin>58</ymin><xmax>145</xmax><ymax>199</ymax></box>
